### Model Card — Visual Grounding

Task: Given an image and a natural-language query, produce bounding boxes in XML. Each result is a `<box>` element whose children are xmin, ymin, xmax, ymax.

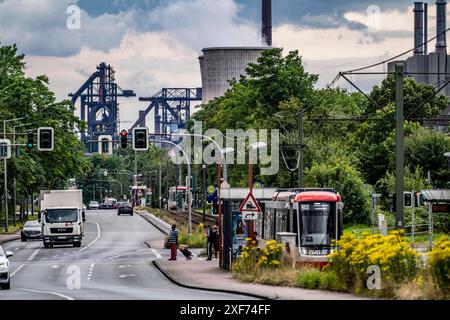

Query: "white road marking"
<box><xmin>107</xmin><ymin>249</ymin><xmax>146</xmax><ymax>261</ymax></box>
<box><xmin>151</xmin><ymin>249</ymin><xmax>162</xmax><ymax>259</ymax></box>
<box><xmin>87</xmin><ymin>263</ymin><xmax>94</xmax><ymax>281</ymax></box>
<box><xmin>52</xmin><ymin>265</ymin><xmax>59</xmax><ymax>269</ymax></box>
<box><xmin>27</xmin><ymin>248</ymin><xmax>41</xmax><ymax>261</ymax></box>
<box><xmin>119</xmin><ymin>274</ymin><xmax>136</xmax><ymax>278</ymax></box>
<box><xmin>78</xmin><ymin>221</ymin><xmax>100</xmax><ymax>252</ymax></box>
<box><xmin>19</xmin><ymin>288</ymin><xmax>75</xmax><ymax>300</ymax></box>
<box><xmin>10</xmin><ymin>264</ymin><xmax>25</xmax><ymax>277</ymax></box>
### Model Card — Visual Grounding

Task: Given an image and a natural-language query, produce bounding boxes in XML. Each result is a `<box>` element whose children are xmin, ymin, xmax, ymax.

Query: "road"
<box><xmin>0</xmin><ymin>209</ymin><xmax>254</xmax><ymax>300</ymax></box>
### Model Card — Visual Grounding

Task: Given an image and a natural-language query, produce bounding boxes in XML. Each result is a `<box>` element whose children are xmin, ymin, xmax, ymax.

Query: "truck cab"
<box><xmin>39</xmin><ymin>190</ymin><xmax>84</xmax><ymax>248</ymax></box>
<box><xmin>41</xmin><ymin>207</ymin><xmax>84</xmax><ymax>248</ymax></box>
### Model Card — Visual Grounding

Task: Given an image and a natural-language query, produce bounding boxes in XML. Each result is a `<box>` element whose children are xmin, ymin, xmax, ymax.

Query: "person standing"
<box><xmin>211</xmin><ymin>226</ymin><xmax>219</xmax><ymax>259</ymax></box>
<box><xmin>206</xmin><ymin>226</ymin><xmax>213</xmax><ymax>261</ymax></box>
<box><xmin>168</xmin><ymin>224</ymin><xmax>178</xmax><ymax>261</ymax></box>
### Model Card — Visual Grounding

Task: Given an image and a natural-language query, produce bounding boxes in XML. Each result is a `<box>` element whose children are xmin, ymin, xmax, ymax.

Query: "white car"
<box><xmin>88</xmin><ymin>201</ymin><xmax>99</xmax><ymax>209</ymax></box>
<box><xmin>0</xmin><ymin>246</ymin><xmax>13</xmax><ymax>290</ymax></box>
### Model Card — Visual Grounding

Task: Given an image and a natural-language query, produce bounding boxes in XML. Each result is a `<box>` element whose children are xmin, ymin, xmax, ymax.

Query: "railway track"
<box><xmin>164</xmin><ymin>209</ymin><xmax>218</xmax><ymax>227</ymax></box>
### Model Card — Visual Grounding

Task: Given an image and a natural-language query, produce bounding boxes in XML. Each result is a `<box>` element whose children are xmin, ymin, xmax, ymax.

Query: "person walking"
<box><xmin>168</xmin><ymin>224</ymin><xmax>178</xmax><ymax>261</ymax></box>
<box><xmin>206</xmin><ymin>226</ymin><xmax>213</xmax><ymax>260</ymax></box>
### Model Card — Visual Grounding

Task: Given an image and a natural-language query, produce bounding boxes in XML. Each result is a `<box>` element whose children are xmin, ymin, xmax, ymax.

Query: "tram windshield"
<box><xmin>300</xmin><ymin>202</ymin><xmax>332</xmax><ymax>246</ymax></box>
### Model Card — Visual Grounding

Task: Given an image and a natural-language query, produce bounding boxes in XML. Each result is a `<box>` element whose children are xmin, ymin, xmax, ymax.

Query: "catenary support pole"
<box><xmin>395</xmin><ymin>63</ymin><xmax>405</xmax><ymax>229</ymax></box>
<box><xmin>298</xmin><ymin>110</ymin><xmax>304</xmax><ymax>188</ymax></box>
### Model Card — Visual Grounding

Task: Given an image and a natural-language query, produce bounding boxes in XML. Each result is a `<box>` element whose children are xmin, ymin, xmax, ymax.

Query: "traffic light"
<box><xmin>26</xmin><ymin>132</ymin><xmax>34</xmax><ymax>150</ymax></box>
<box><xmin>0</xmin><ymin>139</ymin><xmax>11</xmax><ymax>159</ymax></box>
<box><xmin>404</xmin><ymin>192</ymin><xmax>413</xmax><ymax>208</ymax></box>
<box><xmin>133</xmin><ymin>127</ymin><xmax>149</xmax><ymax>151</ymax></box>
<box><xmin>120</xmin><ymin>130</ymin><xmax>128</xmax><ymax>149</ymax></box>
<box><xmin>37</xmin><ymin>127</ymin><xmax>54</xmax><ymax>151</ymax></box>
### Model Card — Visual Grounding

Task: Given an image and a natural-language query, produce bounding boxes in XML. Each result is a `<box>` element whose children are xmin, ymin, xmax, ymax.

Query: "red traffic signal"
<box><xmin>120</xmin><ymin>130</ymin><xmax>128</xmax><ymax>149</ymax></box>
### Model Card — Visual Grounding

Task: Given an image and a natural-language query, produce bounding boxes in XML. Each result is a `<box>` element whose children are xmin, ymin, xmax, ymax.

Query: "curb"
<box><xmin>136</xmin><ymin>210</ymin><xmax>170</xmax><ymax>235</ymax></box>
<box><xmin>152</xmin><ymin>259</ymin><xmax>271</xmax><ymax>300</ymax></box>
<box><xmin>0</xmin><ymin>234</ymin><xmax>20</xmax><ymax>245</ymax></box>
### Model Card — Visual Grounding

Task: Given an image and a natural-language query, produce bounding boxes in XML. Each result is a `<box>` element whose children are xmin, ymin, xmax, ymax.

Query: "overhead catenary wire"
<box><xmin>329</xmin><ymin>25</ymin><xmax>450</xmax><ymax>88</ymax></box>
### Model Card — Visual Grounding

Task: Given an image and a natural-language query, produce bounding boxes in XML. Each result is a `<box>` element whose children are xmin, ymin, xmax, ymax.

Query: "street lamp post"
<box><xmin>2</xmin><ymin>116</ymin><xmax>27</xmax><ymax>232</ymax></box>
<box><xmin>155</xmin><ymin>139</ymin><xmax>193</xmax><ymax>235</ymax></box>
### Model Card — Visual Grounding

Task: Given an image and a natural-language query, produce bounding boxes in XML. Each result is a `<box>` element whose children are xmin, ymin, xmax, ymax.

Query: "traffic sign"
<box><xmin>239</xmin><ymin>191</ymin><xmax>262</xmax><ymax>220</ymax></box>
<box><xmin>253</xmin><ymin>182</ymin><xmax>262</xmax><ymax>189</ymax></box>
<box><xmin>242</xmin><ymin>211</ymin><xmax>258</xmax><ymax>220</ymax></box>
<box><xmin>206</xmin><ymin>185</ymin><xmax>216</xmax><ymax>194</ymax></box>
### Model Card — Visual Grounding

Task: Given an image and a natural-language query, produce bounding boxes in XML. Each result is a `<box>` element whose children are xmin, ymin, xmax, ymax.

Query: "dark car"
<box><xmin>117</xmin><ymin>203</ymin><xmax>133</xmax><ymax>216</ymax></box>
<box><xmin>21</xmin><ymin>221</ymin><xmax>42</xmax><ymax>241</ymax></box>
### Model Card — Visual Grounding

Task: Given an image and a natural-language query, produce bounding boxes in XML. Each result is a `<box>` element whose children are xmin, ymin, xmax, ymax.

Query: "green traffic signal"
<box><xmin>26</xmin><ymin>132</ymin><xmax>34</xmax><ymax>150</ymax></box>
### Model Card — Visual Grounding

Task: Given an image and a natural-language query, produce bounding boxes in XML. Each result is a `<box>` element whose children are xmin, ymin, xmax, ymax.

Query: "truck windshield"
<box><xmin>45</xmin><ymin>209</ymin><xmax>78</xmax><ymax>223</ymax></box>
<box><xmin>300</xmin><ymin>202</ymin><xmax>331</xmax><ymax>246</ymax></box>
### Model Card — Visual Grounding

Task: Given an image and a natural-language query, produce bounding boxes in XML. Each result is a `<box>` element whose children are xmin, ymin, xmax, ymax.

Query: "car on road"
<box><xmin>88</xmin><ymin>201</ymin><xmax>99</xmax><ymax>209</ymax></box>
<box><xmin>0</xmin><ymin>246</ymin><xmax>13</xmax><ymax>290</ymax></box>
<box><xmin>117</xmin><ymin>203</ymin><xmax>133</xmax><ymax>216</ymax></box>
<box><xmin>21</xmin><ymin>220</ymin><xmax>42</xmax><ymax>241</ymax></box>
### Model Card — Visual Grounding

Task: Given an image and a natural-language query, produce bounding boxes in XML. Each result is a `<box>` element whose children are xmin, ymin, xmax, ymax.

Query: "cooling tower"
<box><xmin>198</xmin><ymin>47</ymin><xmax>271</xmax><ymax>104</ymax></box>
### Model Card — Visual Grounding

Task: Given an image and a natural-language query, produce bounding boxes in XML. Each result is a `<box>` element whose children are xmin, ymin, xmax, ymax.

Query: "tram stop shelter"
<box><xmin>219</xmin><ymin>188</ymin><xmax>276</xmax><ymax>270</ymax></box>
<box><xmin>420</xmin><ymin>189</ymin><xmax>450</xmax><ymax>250</ymax></box>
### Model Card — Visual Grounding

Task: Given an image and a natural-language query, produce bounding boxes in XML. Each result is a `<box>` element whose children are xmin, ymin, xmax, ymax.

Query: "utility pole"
<box><xmin>3</xmin><ymin>126</ymin><xmax>8</xmax><ymax>232</ymax></box>
<box><xmin>395</xmin><ymin>63</ymin><xmax>405</xmax><ymax>229</ymax></box>
<box><xmin>298</xmin><ymin>110</ymin><xmax>304</xmax><ymax>188</ymax></box>
<box><xmin>158</xmin><ymin>164</ymin><xmax>162</xmax><ymax>210</ymax></box>
<box><xmin>202</xmin><ymin>164</ymin><xmax>206</xmax><ymax>222</ymax></box>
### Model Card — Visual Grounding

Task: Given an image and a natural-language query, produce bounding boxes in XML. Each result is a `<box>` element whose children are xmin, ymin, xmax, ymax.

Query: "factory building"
<box><xmin>198</xmin><ymin>0</ymin><xmax>274</xmax><ymax>104</ymax></box>
<box><xmin>388</xmin><ymin>1</ymin><xmax>450</xmax><ymax>96</ymax></box>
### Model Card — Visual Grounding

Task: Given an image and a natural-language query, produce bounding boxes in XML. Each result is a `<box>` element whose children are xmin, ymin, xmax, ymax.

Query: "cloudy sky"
<box><xmin>0</xmin><ymin>0</ymin><xmax>443</xmax><ymax>128</ymax></box>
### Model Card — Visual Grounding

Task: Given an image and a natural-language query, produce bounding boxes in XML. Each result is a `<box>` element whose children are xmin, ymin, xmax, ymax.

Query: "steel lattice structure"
<box><xmin>130</xmin><ymin>88</ymin><xmax>202</xmax><ymax>141</ymax></box>
<box><xmin>69</xmin><ymin>62</ymin><xmax>136</xmax><ymax>151</ymax></box>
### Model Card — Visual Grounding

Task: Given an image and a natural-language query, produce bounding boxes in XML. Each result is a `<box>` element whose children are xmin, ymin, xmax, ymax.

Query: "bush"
<box><xmin>319</xmin><ymin>270</ymin><xmax>347</xmax><ymax>292</ymax></box>
<box><xmin>328</xmin><ymin>231</ymin><xmax>419</xmax><ymax>291</ymax></box>
<box><xmin>428</xmin><ymin>237</ymin><xmax>450</xmax><ymax>294</ymax></box>
<box><xmin>297</xmin><ymin>269</ymin><xmax>322</xmax><ymax>289</ymax></box>
<box><xmin>257</xmin><ymin>240</ymin><xmax>283</xmax><ymax>269</ymax></box>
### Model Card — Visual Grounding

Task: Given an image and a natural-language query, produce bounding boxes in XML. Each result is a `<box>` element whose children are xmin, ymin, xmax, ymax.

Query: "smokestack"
<box><xmin>436</xmin><ymin>0</ymin><xmax>447</xmax><ymax>53</ymax></box>
<box><xmin>425</xmin><ymin>3</ymin><xmax>428</xmax><ymax>54</ymax></box>
<box><xmin>262</xmin><ymin>0</ymin><xmax>272</xmax><ymax>46</ymax></box>
<box><xmin>414</xmin><ymin>2</ymin><xmax>425</xmax><ymax>55</ymax></box>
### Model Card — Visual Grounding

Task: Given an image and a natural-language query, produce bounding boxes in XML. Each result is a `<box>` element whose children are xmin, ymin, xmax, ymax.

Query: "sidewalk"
<box><xmin>153</xmin><ymin>257</ymin><xmax>369</xmax><ymax>300</ymax></box>
<box><xmin>0</xmin><ymin>232</ymin><xmax>20</xmax><ymax>245</ymax></box>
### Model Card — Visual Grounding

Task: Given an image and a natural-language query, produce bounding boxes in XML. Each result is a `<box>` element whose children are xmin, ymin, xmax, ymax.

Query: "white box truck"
<box><xmin>39</xmin><ymin>190</ymin><xmax>85</xmax><ymax>248</ymax></box>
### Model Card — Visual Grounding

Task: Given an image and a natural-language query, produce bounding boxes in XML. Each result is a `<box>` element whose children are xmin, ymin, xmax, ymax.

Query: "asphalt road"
<box><xmin>0</xmin><ymin>209</ymin><xmax>254</xmax><ymax>300</ymax></box>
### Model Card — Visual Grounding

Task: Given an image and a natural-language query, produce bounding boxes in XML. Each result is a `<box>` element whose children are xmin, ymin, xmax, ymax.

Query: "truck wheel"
<box><xmin>1</xmin><ymin>280</ymin><xmax>10</xmax><ymax>290</ymax></box>
<box><xmin>21</xmin><ymin>235</ymin><xmax>27</xmax><ymax>242</ymax></box>
<box><xmin>44</xmin><ymin>243</ymin><xmax>50</xmax><ymax>248</ymax></box>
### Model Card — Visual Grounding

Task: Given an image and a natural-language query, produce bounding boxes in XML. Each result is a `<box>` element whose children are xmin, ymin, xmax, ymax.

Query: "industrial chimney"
<box><xmin>262</xmin><ymin>0</ymin><xmax>272</xmax><ymax>46</ymax></box>
<box><xmin>436</xmin><ymin>0</ymin><xmax>447</xmax><ymax>53</ymax></box>
<box><xmin>414</xmin><ymin>2</ymin><xmax>425</xmax><ymax>55</ymax></box>
<box><xmin>424</xmin><ymin>3</ymin><xmax>428</xmax><ymax>54</ymax></box>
